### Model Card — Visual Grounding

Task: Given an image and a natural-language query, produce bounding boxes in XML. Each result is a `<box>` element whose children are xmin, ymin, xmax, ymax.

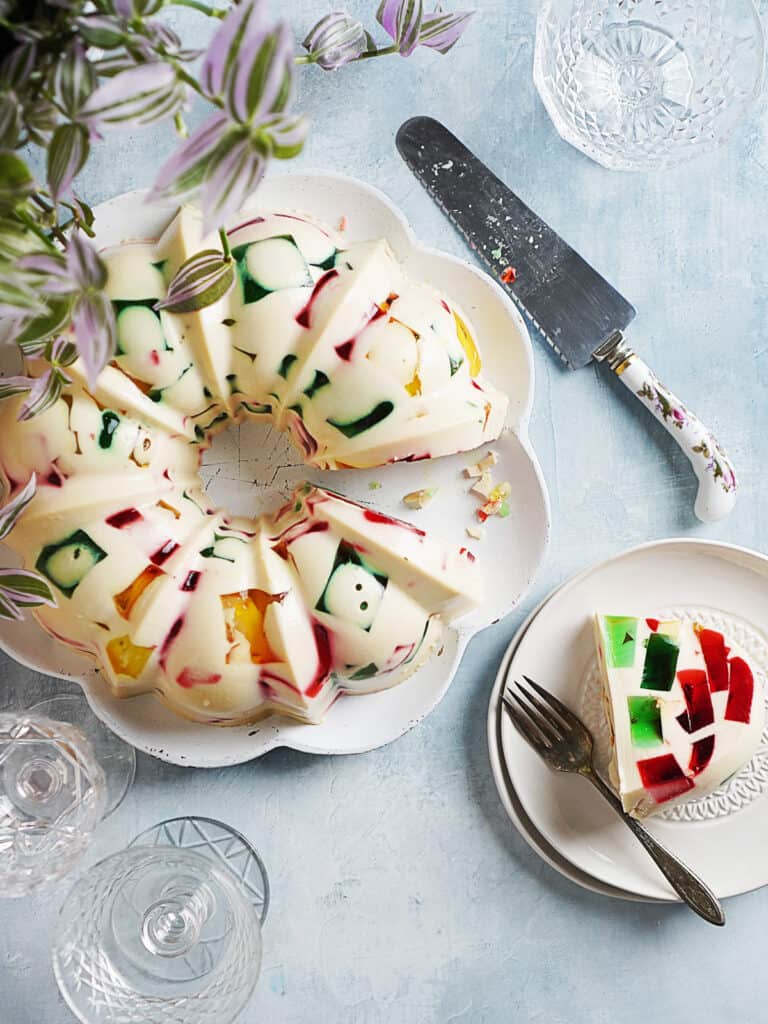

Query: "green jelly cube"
<box><xmin>603</xmin><ymin>616</ymin><xmax>638</xmax><ymax>668</ymax></box>
<box><xmin>641</xmin><ymin>632</ymin><xmax>680</xmax><ymax>691</ymax></box>
<box><xmin>628</xmin><ymin>696</ymin><xmax>663</xmax><ymax>748</ymax></box>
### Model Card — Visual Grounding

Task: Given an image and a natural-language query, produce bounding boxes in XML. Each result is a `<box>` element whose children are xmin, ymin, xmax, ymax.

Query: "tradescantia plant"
<box><xmin>0</xmin><ymin>0</ymin><xmax>473</xmax><ymax>618</ymax></box>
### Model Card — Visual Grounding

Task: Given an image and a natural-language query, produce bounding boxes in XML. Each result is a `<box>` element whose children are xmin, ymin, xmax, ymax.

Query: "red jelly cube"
<box><xmin>725</xmin><ymin>657</ymin><xmax>754</xmax><ymax>724</ymax></box>
<box><xmin>676</xmin><ymin>669</ymin><xmax>714</xmax><ymax>734</ymax></box>
<box><xmin>695</xmin><ymin>626</ymin><xmax>730</xmax><ymax>692</ymax></box>
<box><xmin>637</xmin><ymin>753</ymin><xmax>695</xmax><ymax>804</ymax></box>
<box><xmin>688</xmin><ymin>735</ymin><xmax>715</xmax><ymax>775</ymax></box>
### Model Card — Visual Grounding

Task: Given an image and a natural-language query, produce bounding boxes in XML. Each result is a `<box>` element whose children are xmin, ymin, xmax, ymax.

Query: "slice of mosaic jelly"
<box><xmin>220</xmin><ymin>589</ymin><xmax>278</xmax><ymax>663</ymax></box>
<box><xmin>106</xmin><ymin>635</ymin><xmax>155</xmax><ymax>678</ymax></box>
<box><xmin>675</xmin><ymin>669</ymin><xmax>714</xmax><ymax>733</ymax></box>
<box><xmin>602</xmin><ymin>616</ymin><xmax>638</xmax><ymax>669</ymax></box>
<box><xmin>640</xmin><ymin>631</ymin><xmax>680</xmax><ymax>691</ymax></box>
<box><xmin>316</xmin><ymin>541</ymin><xmax>388</xmax><ymax>632</ymax></box>
<box><xmin>233</xmin><ymin>236</ymin><xmax>312</xmax><ymax>305</ymax></box>
<box><xmin>36</xmin><ymin>530</ymin><xmax>107</xmax><ymax>598</ymax></box>
<box><xmin>627</xmin><ymin>696</ymin><xmax>663</xmax><ymax>748</ymax></box>
<box><xmin>637</xmin><ymin>753</ymin><xmax>695</xmax><ymax>804</ymax></box>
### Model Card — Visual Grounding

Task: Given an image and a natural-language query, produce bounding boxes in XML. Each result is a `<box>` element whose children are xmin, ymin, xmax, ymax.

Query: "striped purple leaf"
<box><xmin>81</xmin><ymin>62</ymin><xmax>186</xmax><ymax>129</ymax></box>
<box><xmin>0</xmin><ymin>568</ymin><xmax>56</xmax><ymax>620</ymax></box>
<box><xmin>418</xmin><ymin>9</ymin><xmax>474</xmax><ymax>52</ymax></box>
<box><xmin>377</xmin><ymin>0</ymin><xmax>424</xmax><ymax>56</ymax></box>
<box><xmin>47</xmin><ymin>122</ymin><xmax>90</xmax><ymax>201</ymax></box>
<box><xmin>72</xmin><ymin>291</ymin><xmax>116</xmax><ymax>389</ymax></box>
<box><xmin>0</xmin><ymin>473</ymin><xmax>37</xmax><ymax>542</ymax></box>
<box><xmin>303</xmin><ymin>12</ymin><xmax>368</xmax><ymax>69</ymax></box>
<box><xmin>201</xmin><ymin>135</ymin><xmax>266</xmax><ymax>233</ymax></box>
<box><xmin>150</xmin><ymin>111</ymin><xmax>230</xmax><ymax>202</ymax></box>
<box><xmin>155</xmin><ymin>248</ymin><xmax>235</xmax><ymax>314</ymax></box>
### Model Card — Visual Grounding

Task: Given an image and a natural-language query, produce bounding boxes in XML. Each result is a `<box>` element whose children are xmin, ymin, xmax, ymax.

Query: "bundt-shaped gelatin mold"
<box><xmin>0</xmin><ymin>206</ymin><xmax>503</xmax><ymax>725</ymax></box>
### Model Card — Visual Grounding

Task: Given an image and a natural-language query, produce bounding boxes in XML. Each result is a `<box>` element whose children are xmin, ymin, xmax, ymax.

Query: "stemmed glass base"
<box><xmin>28</xmin><ymin>694</ymin><xmax>135</xmax><ymax>817</ymax></box>
<box><xmin>52</xmin><ymin>817</ymin><xmax>268</xmax><ymax>1024</ymax></box>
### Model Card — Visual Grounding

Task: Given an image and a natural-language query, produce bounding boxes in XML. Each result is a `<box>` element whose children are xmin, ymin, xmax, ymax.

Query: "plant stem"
<box><xmin>15</xmin><ymin>209</ymin><xmax>59</xmax><ymax>250</ymax></box>
<box><xmin>174</xmin><ymin>0</ymin><xmax>226</xmax><ymax>16</ymax></box>
<box><xmin>353</xmin><ymin>45</ymin><xmax>399</xmax><ymax>61</ymax></box>
<box><xmin>218</xmin><ymin>227</ymin><xmax>232</xmax><ymax>261</ymax></box>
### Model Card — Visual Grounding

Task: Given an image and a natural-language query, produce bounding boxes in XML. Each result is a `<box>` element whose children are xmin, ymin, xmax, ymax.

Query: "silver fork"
<box><xmin>503</xmin><ymin>676</ymin><xmax>725</xmax><ymax>926</ymax></box>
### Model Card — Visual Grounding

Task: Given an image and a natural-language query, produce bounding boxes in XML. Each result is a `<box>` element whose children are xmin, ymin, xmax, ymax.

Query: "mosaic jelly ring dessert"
<box><xmin>0</xmin><ymin>205</ymin><xmax>507</xmax><ymax>726</ymax></box>
<box><xmin>594</xmin><ymin>613</ymin><xmax>764</xmax><ymax>818</ymax></box>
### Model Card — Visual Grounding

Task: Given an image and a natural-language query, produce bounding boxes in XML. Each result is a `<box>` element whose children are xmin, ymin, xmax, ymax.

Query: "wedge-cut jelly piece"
<box><xmin>627</xmin><ymin>696</ymin><xmax>663</xmax><ymax>748</ymax></box>
<box><xmin>106</xmin><ymin>634</ymin><xmax>154</xmax><ymax>678</ymax></box>
<box><xmin>113</xmin><ymin>564</ymin><xmax>164</xmax><ymax>619</ymax></box>
<box><xmin>695</xmin><ymin>625</ymin><xmax>730</xmax><ymax>692</ymax></box>
<box><xmin>602</xmin><ymin>616</ymin><xmax>638</xmax><ymax>668</ymax></box>
<box><xmin>689</xmin><ymin>735</ymin><xmax>715</xmax><ymax>775</ymax></box>
<box><xmin>453</xmin><ymin>310</ymin><xmax>481</xmax><ymax>376</ymax></box>
<box><xmin>637</xmin><ymin>753</ymin><xmax>695</xmax><ymax>804</ymax></box>
<box><xmin>676</xmin><ymin>669</ymin><xmax>714</xmax><ymax>733</ymax></box>
<box><xmin>220</xmin><ymin>589</ymin><xmax>279</xmax><ymax>664</ymax></box>
<box><xmin>725</xmin><ymin>657</ymin><xmax>754</xmax><ymax>724</ymax></box>
<box><xmin>36</xmin><ymin>529</ymin><xmax>107</xmax><ymax>598</ymax></box>
<box><xmin>641</xmin><ymin>631</ymin><xmax>679</xmax><ymax>691</ymax></box>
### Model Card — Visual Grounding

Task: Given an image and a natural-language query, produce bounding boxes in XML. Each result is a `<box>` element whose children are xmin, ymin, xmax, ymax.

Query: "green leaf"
<box><xmin>0</xmin><ymin>151</ymin><xmax>33</xmax><ymax>208</ymax></box>
<box><xmin>13</xmin><ymin>299</ymin><xmax>71</xmax><ymax>348</ymax></box>
<box><xmin>0</xmin><ymin>572</ymin><xmax>55</xmax><ymax>602</ymax></box>
<box><xmin>47</xmin><ymin>122</ymin><xmax>90</xmax><ymax>200</ymax></box>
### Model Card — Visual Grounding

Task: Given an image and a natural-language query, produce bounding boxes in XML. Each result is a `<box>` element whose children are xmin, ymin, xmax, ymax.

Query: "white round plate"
<box><xmin>0</xmin><ymin>171</ymin><xmax>550</xmax><ymax>766</ymax></box>
<box><xmin>497</xmin><ymin>539</ymin><xmax>768</xmax><ymax>901</ymax></box>
<box><xmin>487</xmin><ymin>590</ymin><xmax>666</xmax><ymax>903</ymax></box>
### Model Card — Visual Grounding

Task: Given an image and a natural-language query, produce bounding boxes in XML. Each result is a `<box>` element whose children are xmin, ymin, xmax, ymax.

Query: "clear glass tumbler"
<box><xmin>534</xmin><ymin>0</ymin><xmax>765</xmax><ymax>171</ymax></box>
<box><xmin>52</xmin><ymin>816</ymin><xmax>269</xmax><ymax>1024</ymax></box>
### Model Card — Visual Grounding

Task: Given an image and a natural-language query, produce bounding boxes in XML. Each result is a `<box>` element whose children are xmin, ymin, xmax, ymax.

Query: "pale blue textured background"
<box><xmin>3</xmin><ymin>1</ymin><xmax>768</xmax><ymax>1020</ymax></box>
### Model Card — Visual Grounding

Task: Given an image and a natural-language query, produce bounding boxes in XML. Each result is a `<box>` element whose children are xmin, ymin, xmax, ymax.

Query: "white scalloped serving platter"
<box><xmin>493</xmin><ymin>539</ymin><xmax>768</xmax><ymax>901</ymax></box>
<box><xmin>0</xmin><ymin>171</ymin><xmax>550</xmax><ymax>766</ymax></box>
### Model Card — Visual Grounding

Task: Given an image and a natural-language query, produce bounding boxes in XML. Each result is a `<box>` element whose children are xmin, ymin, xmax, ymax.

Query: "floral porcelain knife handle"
<box><xmin>397</xmin><ymin>116</ymin><xmax>739</xmax><ymax>523</ymax></box>
<box><xmin>594</xmin><ymin>333</ymin><xmax>737</xmax><ymax>523</ymax></box>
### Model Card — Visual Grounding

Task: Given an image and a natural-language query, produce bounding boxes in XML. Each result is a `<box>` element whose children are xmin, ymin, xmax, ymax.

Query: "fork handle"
<box><xmin>586</xmin><ymin>771</ymin><xmax>725</xmax><ymax>926</ymax></box>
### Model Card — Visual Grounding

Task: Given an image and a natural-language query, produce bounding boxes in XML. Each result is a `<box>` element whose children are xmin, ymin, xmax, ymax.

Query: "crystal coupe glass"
<box><xmin>534</xmin><ymin>0</ymin><xmax>765</xmax><ymax>171</ymax></box>
<box><xmin>0</xmin><ymin>696</ymin><xmax>136</xmax><ymax>898</ymax></box>
<box><xmin>52</xmin><ymin>816</ymin><xmax>269</xmax><ymax>1024</ymax></box>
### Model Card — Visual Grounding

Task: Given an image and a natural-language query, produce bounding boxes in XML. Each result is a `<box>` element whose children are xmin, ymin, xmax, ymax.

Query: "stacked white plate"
<box><xmin>487</xmin><ymin>539</ymin><xmax>768</xmax><ymax>902</ymax></box>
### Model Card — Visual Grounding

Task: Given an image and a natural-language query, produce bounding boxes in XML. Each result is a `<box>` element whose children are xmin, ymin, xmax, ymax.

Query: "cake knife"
<box><xmin>396</xmin><ymin>116</ymin><xmax>737</xmax><ymax>523</ymax></box>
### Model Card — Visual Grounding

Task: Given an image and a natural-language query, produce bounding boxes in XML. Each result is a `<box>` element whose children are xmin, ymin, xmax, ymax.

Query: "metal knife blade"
<box><xmin>396</xmin><ymin>115</ymin><xmax>636</xmax><ymax>369</ymax></box>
